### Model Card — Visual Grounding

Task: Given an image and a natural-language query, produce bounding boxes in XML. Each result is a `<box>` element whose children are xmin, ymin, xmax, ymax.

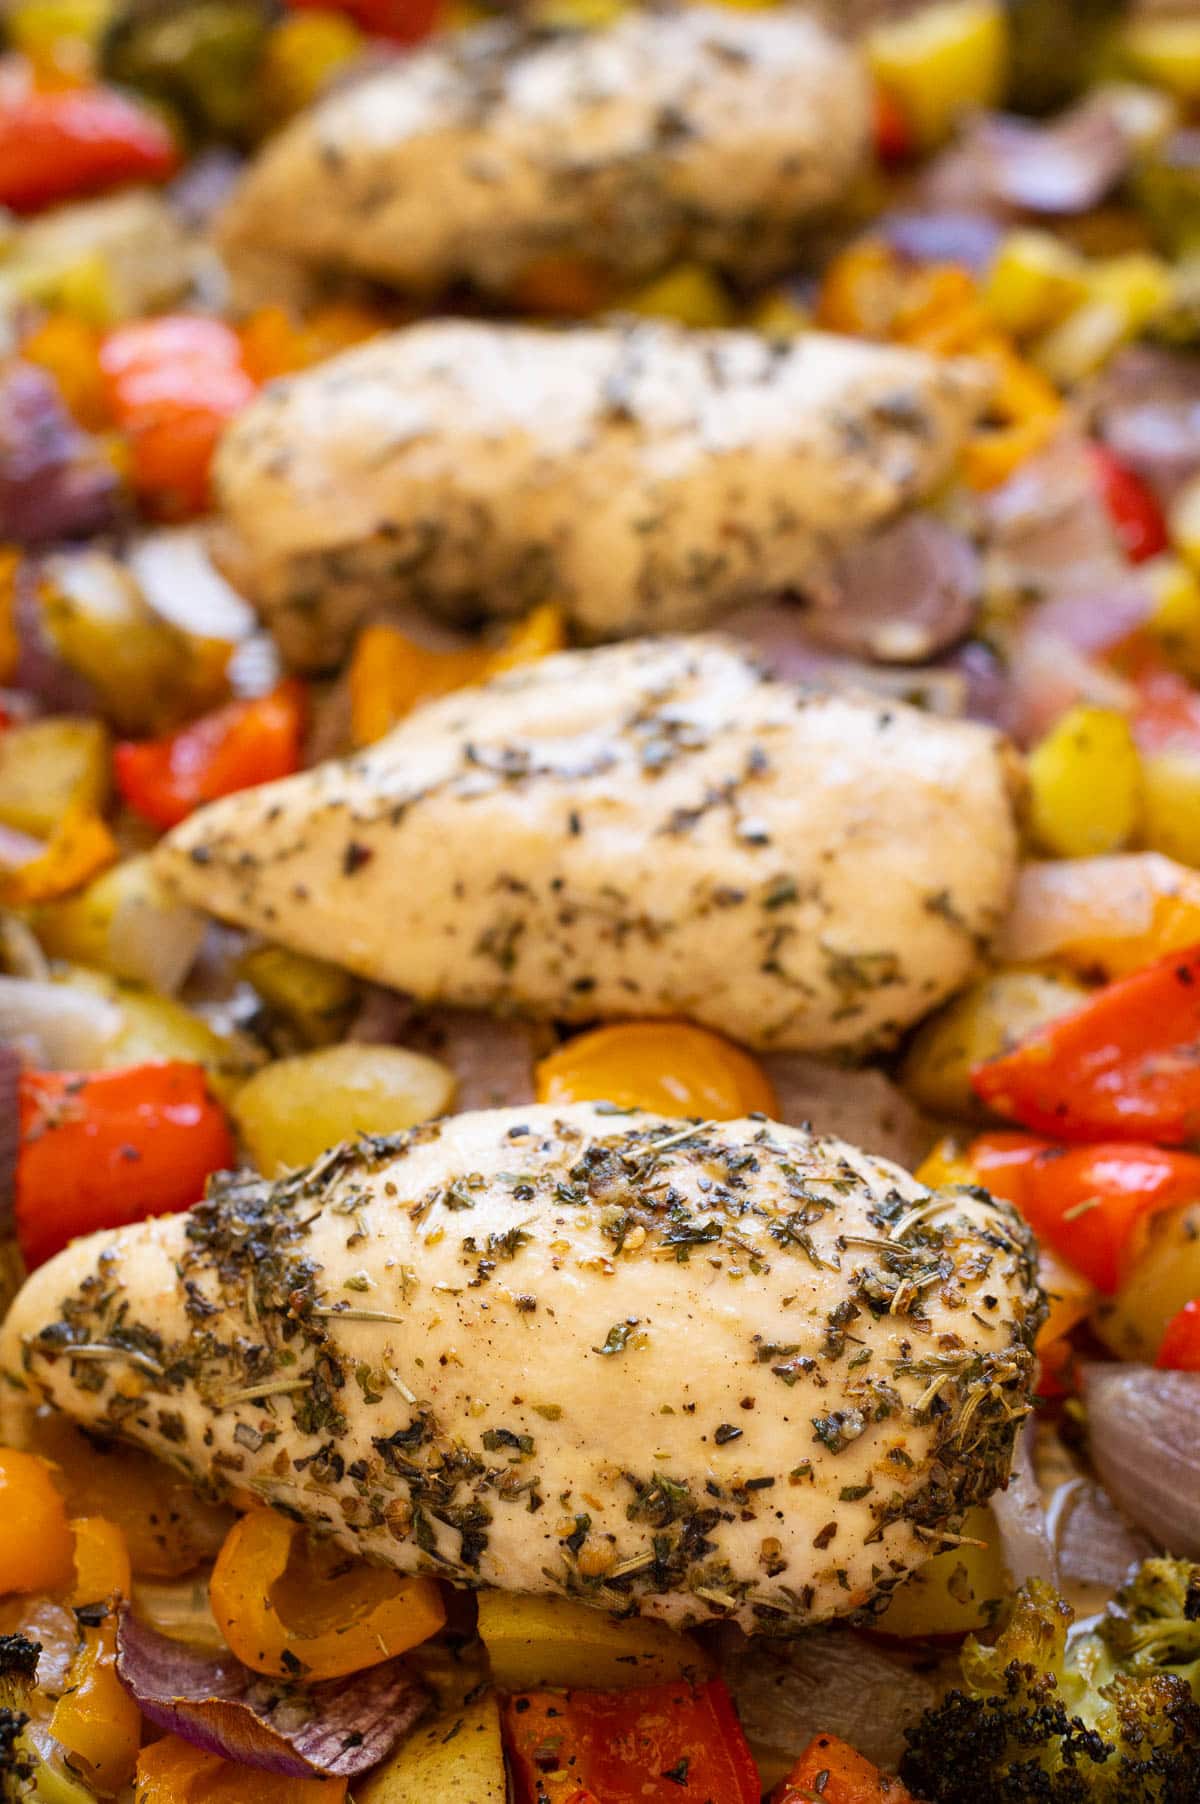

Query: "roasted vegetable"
<box><xmin>230</xmin><ymin>1041</ymin><xmax>455</xmax><ymax>1174</ymax></box>
<box><xmin>102</xmin><ymin>0</ymin><xmax>275</xmax><ymax>143</ymax></box>
<box><xmin>477</xmin><ymin>1592</ymin><xmax>708</xmax><ymax>1693</ymax></box>
<box><xmin>1005</xmin><ymin>0</ymin><xmax>1127</xmax><ymax>115</ymax></box>
<box><xmin>0</xmin><ymin>718</ymin><xmax>109</xmax><ymax>841</ymax></box>
<box><xmin>901</xmin><ymin>1562</ymin><xmax>1200</xmax><ymax>1802</ymax></box>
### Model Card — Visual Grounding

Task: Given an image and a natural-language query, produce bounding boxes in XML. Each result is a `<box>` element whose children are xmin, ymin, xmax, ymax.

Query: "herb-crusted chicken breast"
<box><xmin>154</xmin><ymin>637</ymin><xmax>1018</xmax><ymax>1054</ymax></box>
<box><xmin>216</xmin><ymin>8</ymin><xmax>869</xmax><ymax>302</ymax></box>
<box><xmin>0</xmin><ymin>1105</ymin><xmax>1042</xmax><ymax>1632</ymax></box>
<box><xmin>212</xmin><ymin>319</ymin><xmax>988</xmax><ymax>670</ymax></box>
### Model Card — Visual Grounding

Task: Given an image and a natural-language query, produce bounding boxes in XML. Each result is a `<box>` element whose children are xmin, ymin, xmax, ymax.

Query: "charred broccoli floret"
<box><xmin>0</xmin><ymin>1636</ymin><xmax>39</xmax><ymax>1804</ymax></box>
<box><xmin>900</xmin><ymin>1560</ymin><xmax>1200</xmax><ymax>1803</ymax></box>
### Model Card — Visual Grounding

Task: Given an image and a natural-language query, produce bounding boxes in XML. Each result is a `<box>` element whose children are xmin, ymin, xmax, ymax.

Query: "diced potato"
<box><xmin>1141</xmin><ymin>747</ymin><xmax>1200</xmax><ymax>868</ymax></box>
<box><xmin>1086</xmin><ymin>252</ymin><xmax>1175</xmax><ymax>336</ymax></box>
<box><xmin>60</xmin><ymin>966</ymin><xmax>261</xmax><ymax>1101</ymax></box>
<box><xmin>33</xmin><ymin>854</ymin><xmax>206</xmax><ymax>994</ymax></box>
<box><xmin>1143</xmin><ymin>554</ymin><xmax>1200</xmax><ymax>678</ymax></box>
<box><xmin>1028</xmin><ymin>297</ymin><xmax>1129</xmax><ymax>386</ymax></box>
<box><xmin>238</xmin><ymin>944</ymin><xmax>360</xmax><ymax>1047</ymax></box>
<box><xmin>1122</xmin><ymin>19</ymin><xmax>1200</xmax><ymax>102</ymax></box>
<box><xmin>477</xmin><ymin>1591</ymin><xmax>710</xmax><ymax>1692</ymax></box>
<box><xmin>1094</xmin><ymin>1200</ymin><xmax>1200</xmax><ymax>1362</ymax></box>
<box><xmin>902</xmin><ymin>970</ymin><xmax>1091</xmax><ymax>1121</ymax></box>
<box><xmin>353</xmin><ymin>1686</ymin><xmax>505</xmax><ymax>1804</ymax></box>
<box><xmin>39</xmin><ymin>549</ymin><xmax>228</xmax><ymax>735</ymax></box>
<box><xmin>0</xmin><ymin>718</ymin><xmax>109</xmax><ymax>839</ymax></box>
<box><xmin>866</xmin><ymin>0</ymin><xmax>1008</xmax><ymax>150</ymax></box>
<box><xmin>983</xmin><ymin>231</ymin><xmax>1089</xmax><ymax>339</ymax></box>
<box><xmin>232</xmin><ymin>1043</ymin><xmax>455</xmax><ymax>1174</ymax></box>
<box><xmin>621</xmin><ymin>264</ymin><xmax>733</xmax><ymax>328</ymax></box>
<box><xmin>873</xmin><ymin>1506</ymin><xmax>1008</xmax><ymax>1637</ymax></box>
<box><xmin>14</xmin><ymin>192</ymin><xmax>194</xmax><ymax>325</ymax></box>
<box><xmin>1171</xmin><ymin>473</ymin><xmax>1200</xmax><ymax>573</ymax></box>
<box><xmin>1026</xmin><ymin>704</ymin><xmax>1142</xmax><ymax>857</ymax></box>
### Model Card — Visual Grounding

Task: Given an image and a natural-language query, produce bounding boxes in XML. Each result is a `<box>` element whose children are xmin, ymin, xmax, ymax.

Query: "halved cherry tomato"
<box><xmin>1091</xmin><ymin>444</ymin><xmax>1168</xmax><ymax>565</ymax></box>
<box><xmin>209</xmin><ymin>1506</ymin><xmax>445</xmax><ymax>1680</ymax></box>
<box><xmin>0</xmin><ymin>85</ymin><xmax>178</xmax><ymax>214</ymax></box>
<box><xmin>773</xmin><ymin>1733</ymin><xmax>914</xmax><ymax>1803</ymax></box>
<box><xmin>535</xmin><ymin>1020</ymin><xmax>778</xmax><ymax>1120</ymax></box>
<box><xmin>503</xmin><ymin>1678</ymin><xmax>760</xmax><ymax>1804</ymax></box>
<box><xmin>1157</xmin><ymin>1296</ymin><xmax>1200</xmax><ymax>1370</ymax></box>
<box><xmin>971</xmin><ymin>944</ymin><xmax>1200</xmax><ymax>1145</ymax></box>
<box><xmin>971</xmin><ymin>1131</ymin><xmax>1200</xmax><ymax>1293</ymax></box>
<box><xmin>16</xmin><ymin>1061</ymin><xmax>235</xmax><ymax>1270</ymax></box>
<box><xmin>115</xmin><ymin>680</ymin><xmax>307</xmax><ymax>829</ymax></box>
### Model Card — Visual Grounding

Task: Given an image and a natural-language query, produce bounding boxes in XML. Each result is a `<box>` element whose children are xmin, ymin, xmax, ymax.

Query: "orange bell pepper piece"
<box><xmin>136</xmin><ymin>1734</ymin><xmax>347</xmax><ymax>1804</ymax></box>
<box><xmin>349</xmin><ymin>605</ymin><xmax>564</xmax><ymax>747</ymax></box>
<box><xmin>0</xmin><ymin>1448</ymin><xmax>76</xmax><ymax>1594</ymax></box>
<box><xmin>972</xmin><ymin>943</ymin><xmax>1200</xmax><ymax>1145</ymax></box>
<box><xmin>51</xmin><ymin>1516</ymin><xmax>140</xmax><ymax>1794</ymax></box>
<box><xmin>772</xmin><ymin>1734</ymin><xmax>914</xmax><ymax>1803</ymax></box>
<box><xmin>16</xmin><ymin>1060</ymin><xmax>236</xmax><ymax>1270</ymax></box>
<box><xmin>0</xmin><ymin>802</ymin><xmax>117</xmax><ymax>906</ymax></box>
<box><xmin>209</xmin><ymin>1507</ymin><xmax>445</xmax><ymax>1680</ymax></box>
<box><xmin>971</xmin><ymin>1130</ymin><xmax>1200</xmax><ymax>1294</ymax></box>
<box><xmin>21</xmin><ymin>315</ymin><xmax>110</xmax><ymax>432</ymax></box>
<box><xmin>816</xmin><ymin>239</ymin><xmax>906</xmax><ymax>338</ymax></box>
<box><xmin>536</xmin><ymin>1021</ymin><xmax>779</xmax><ymax>1120</ymax></box>
<box><xmin>115</xmin><ymin>679</ymin><xmax>307</xmax><ymax>830</ymax></box>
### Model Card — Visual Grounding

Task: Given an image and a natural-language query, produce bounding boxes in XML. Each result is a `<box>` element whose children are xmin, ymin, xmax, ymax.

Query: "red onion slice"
<box><xmin>115</xmin><ymin>1607</ymin><xmax>429</xmax><ymax>1779</ymax></box>
<box><xmin>968</xmin><ymin>98</ymin><xmax>1130</xmax><ymax>215</ymax></box>
<box><xmin>0</xmin><ymin>977</ymin><xmax>123</xmax><ymax>1069</ymax></box>
<box><xmin>1047</xmin><ymin>1477</ymin><xmax>1156</xmax><ymax>1594</ymax></box>
<box><xmin>0</xmin><ymin>361</ymin><xmax>121</xmax><ymax>547</ymax></box>
<box><xmin>805</xmin><ymin>515</ymin><xmax>981</xmax><ymax>666</ymax></box>
<box><xmin>1082</xmin><ymin>1363</ymin><xmax>1200</xmax><ymax>1557</ymax></box>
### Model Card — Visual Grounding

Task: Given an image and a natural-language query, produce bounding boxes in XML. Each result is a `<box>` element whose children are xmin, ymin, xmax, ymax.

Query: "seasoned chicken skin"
<box><xmin>212</xmin><ymin>319</ymin><xmax>987</xmax><ymax>669</ymax></box>
<box><xmin>0</xmin><ymin>1105</ymin><xmax>1042</xmax><ymax>1632</ymax></box>
<box><xmin>155</xmin><ymin>638</ymin><xmax>1018</xmax><ymax>1054</ymax></box>
<box><xmin>216</xmin><ymin>8</ymin><xmax>869</xmax><ymax>300</ymax></box>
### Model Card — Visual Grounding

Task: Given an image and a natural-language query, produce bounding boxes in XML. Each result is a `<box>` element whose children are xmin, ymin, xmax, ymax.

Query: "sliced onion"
<box><xmin>717</xmin><ymin>1626</ymin><xmax>947</xmax><ymax>1790</ymax></box>
<box><xmin>760</xmin><ymin>1054</ymin><xmax>933</xmax><ymax>1172</ymax></box>
<box><xmin>0</xmin><ymin>977</ymin><xmax>123</xmax><ymax>1068</ymax></box>
<box><xmin>1002</xmin><ymin>631</ymin><xmax>1134</xmax><ymax>748</ymax></box>
<box><xmin>992</xmin><ymin>1420</ymin><xmax>1057</xmax><ymax>1590</ymax></box>
<box><xmin>127</xmin><ymin>527</ymin><xmax>256</xmax><ymax>644</ymax></box>
<box><xmin>115</xmin><ymin>1608</ymin><xmax>429</xmax><ymax>1780</ymax></box>
<box><xmin>1082</xmin><ymin>1363</ymin><xmax>1200</xmax><ymax>1556</ymax></box>
<box><xmin>997</xmin><ymin>853</ymin><xmax>1180</xmax><ymax>966</ymax></box>
<box><xmin>966</xmin><ymin>97</ymin><xmax>1131</xmax><ymax>215</ymax></box>
<box><xmin>0</xmin><ymin>361</ymin><xmax>121</xmax><ymax>547</ymax></box>
<box><xmin>721</xmin><ymin>603</ymin><xmax>970</xmax><ymax>714</ymax></box>
<box><xmin>879</xmin><ymin>209</ymin><xmax>1004</xmax><ymax>275</ymax></box>
<box><xmin>805</xmin><ymin>515</ymin><xmax>981</xmax><ymax>665</ymax></box>
<box><xmin>1047</xmin><ymin>1477</ymin><xmax>1156</xmax><ymax>1594</ymax></box>
<box><xmin>978</xmin><ymin>433</ymin><xmax>1122</xmax><ymax>598</ymax></box>
<box><xmin>102</xmin><ymin>864</ymin><xmax>208</xmax><ymax>996</ymax></box>
<box><xmin>1093</xmin><ymin>348</ymin><xmax>1200</xmax><ymax>504</ymax></box>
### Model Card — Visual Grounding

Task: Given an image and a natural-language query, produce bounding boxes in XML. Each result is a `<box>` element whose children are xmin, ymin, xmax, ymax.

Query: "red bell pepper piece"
<box><xmin>1091</xmin><ymin>444</ymin><xmax>1168</xmax><ymax>565</ymax></box>
<box><xmin>1156</xmin><ymin>1297</ymin><xmax>1200</xmax><ymax>1370</ymax></box>
<box><xmin>503</xmin><ymin>1678</ymin><xmax>760</xmax><ymax>1804</ymax></box>
<box><xmin>772</xmin><ymin>1734</ymin><xmax>915</xmax><ymax>1803</ymax></box>
<box><xmin>873</xmin><ymin>86</ymin><xmax>913</xmax><ymax>166</ymax></box>
<box><xmin>971</xmin><ymin>1131</ymin><xmax>1200</xmax><ymax>1293</ymax></box>
<box><xmin>286</xmin><ymin>0</ymin><xmax>441</xmax><ymax>42</ymax></box>
<box><xmin>16</xmin><ymin>1062</ymin><xmax>234</xmax><ymax>1270</ymax></box>
<box><xmin>100</xmin><ymin>317</ymin><xmax>257</xmax><ymax>517</ymax></box>
<box><xmin>0</xmin><ymin>85</ymin><xmax>178</xmax><ymax>215</ymax></box>
<box><xmin>971</xmin><ymin>944</ymin><xmax>1200</xmax><ymax>1145</ymax></box>
<box><xmin>115</xmin><ymin>681</ymin><xmax>307</xmax><ymax>830</ymax></box>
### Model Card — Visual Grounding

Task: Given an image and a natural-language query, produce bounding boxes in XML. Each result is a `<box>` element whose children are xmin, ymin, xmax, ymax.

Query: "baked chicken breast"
<box><xmin>216</xmin><ymin>7</ymin><xmax>869</xmax><ymax>300</ymax></box>
<box><xmin>0</xmin><ymin>1104</ymin><xmax>1042</xmax><ymax>1633</ymax></box>
<box><xmin>212</xmin><ymin>319</ymin><xmax>987</xmax><ymax>669</ymax></box>
<box><xmin>154</xmin><ymin>637</ymin><xmax>1019</xmax><ymax>1054</ymax></box>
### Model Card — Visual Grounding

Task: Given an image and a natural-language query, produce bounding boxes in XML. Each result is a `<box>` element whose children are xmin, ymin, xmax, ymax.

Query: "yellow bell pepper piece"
<box><xmin>210</xmin><ymin>1507</ymin><xmax>446</xmax><ymax>1680</ymax></box>
<box><xmin>1029</xmin><ymin>297</ymin><xmax>1129</xmax><ymax>387</ymax></box>
<box><xmin>866</xmin><ymin>0</ymin><xmax>1008</xmax><ymax>150</ymax></box>
<box><xmin>1143</xmin><ymin>554</ymin><xmax>1200</xmax><ymax>677</ymax></box>
<box><xmin>915</xmin><ymin>1136</ymin><xmax>977</xmax><ymax>1190</ymax></box>
<box><xmin>0</xmin><ymin>803</ymin><xmax>117</xmax><ymax>906</ymax></box>
<box><xmin>51</xmin><ymin>1517</ymin><xmax>140</xmax><ymax>1795</ymax></box>
<box><xmin>137</xmin><ymin>1735</ymin><xmax>346</xmax><ymax>1804</ymax></box>
<box><xmin>1027</xmin><ymin>704</ymin><xmax>1142</xmax><ymax>857</ymax></box>
<box><xmin>1087</xmin><ymin>252</ymin><xmax>1175</xmax><ymax>337</ymax></box>
<box><xmin>1122</xmin><ymin>19</ymin><xmax>1200</xmax><ymax>102</ymax></box>
<box><xmin>535</xmin><ymin>1019</ymin><xmax>779</xmax><ymax>1119</ymax></box>
<box><xmin>621</xmin><ymin>264</ymin><xmax>733</xmax><ymax>328</ymax></box>
<box><xmin>1141</xmin><ymin>747</ymin><xmax>1200</xmax><ymax>868</ymax></box>
<box><xmin>983</xmin><ymin>231</ymin><xmax>1090</xmax><ymax>339</ymax></box>
<box><xmin>258</xmin><ymin>9</ymin><xmax>364</xmax><ymax>124</ymax></box>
